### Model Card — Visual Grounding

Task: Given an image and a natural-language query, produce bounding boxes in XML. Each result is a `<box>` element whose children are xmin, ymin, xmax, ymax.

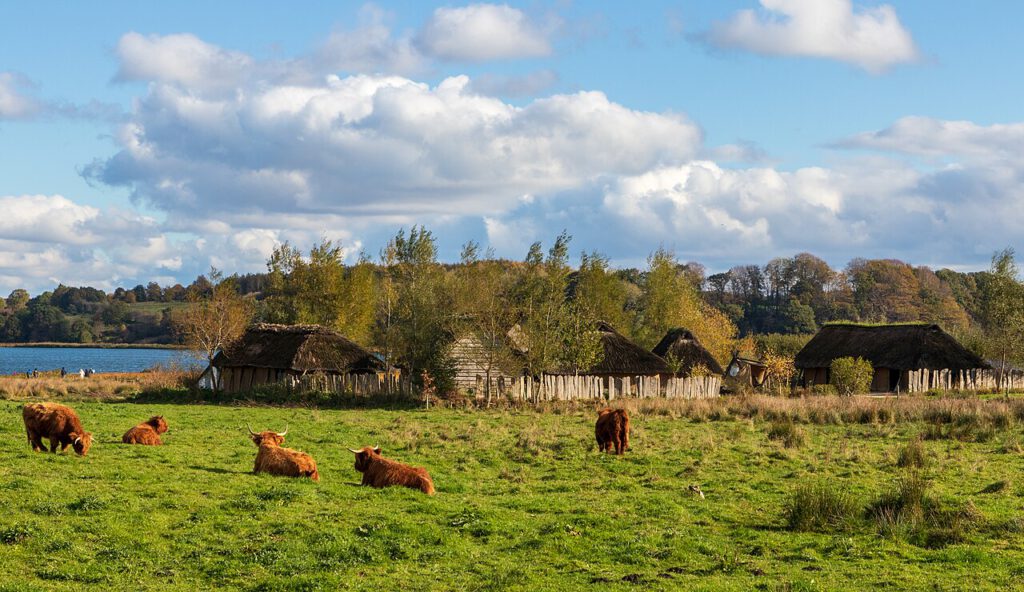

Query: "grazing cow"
<box><xmin>22</xmin><ymin>402</ymin><xmax>93</xmax><ymax>456</ymax></box>
<box><xmin>595</xmin><ymin>407</ymin><xmax>630</xmax><ymax>455</ymax></box>
<box><xmin>248</xmin><ymin>426</ymin><xmax>319</xmax><ymax>482</ymax></box>
<box><xmin>122</xmin><ymin>416</ymin><xmax>169</xmax><ymax>445</ymax></box>
<box><xmin>349</xmin><ymin>446</ymin><xmax>435</xmax><ymax>495</ymax></box>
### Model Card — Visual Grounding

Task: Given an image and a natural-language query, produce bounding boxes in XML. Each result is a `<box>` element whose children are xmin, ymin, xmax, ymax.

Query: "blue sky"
<box><xmin>2</xmin><ymin>1</ymin><xmax>1023</xmax><ymax>293</ymax></box>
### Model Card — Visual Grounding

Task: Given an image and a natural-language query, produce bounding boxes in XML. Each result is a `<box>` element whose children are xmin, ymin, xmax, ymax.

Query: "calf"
<box><xmin>349</xmin><ymin>446</ymin><xmax>435</xmax><ymax>495</ymax></box>
<box><xmin>248</xmin><ymin>426</ymin><xmax>319</xmax><ymax>482</ymax></box>
<box><xmin>122</xmin><ymin>416</ymin><xmax>169</xmax><ymax>445</ymax></box>
<box><xmin>22</xmin><ymin>402</ymin><xmax>93</xmax><ymax>456</ymax></box>
<box><xmin>595</xmin><ymin>408</ymin><xmax>630</xmax><ymax>455</ymax></box>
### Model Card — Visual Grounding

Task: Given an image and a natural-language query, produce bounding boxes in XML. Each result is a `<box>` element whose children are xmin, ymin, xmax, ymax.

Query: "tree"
<box><xmin>6</xmin><ymin>289</ymin><xmax>30</xmax><ymax>311</ymax></box>
<box><xmin>377</xmin><ymin>227</ymin><xmax>456</xmax><ymax>393</ymax></box>
<box><xmin>979</xmin><ymin>248</ymin><xmax>1024</xmax><ymax>394</ymax></box>
<box><xmin>173</xmin><ymin>269</ymin><xmax>254</xmax><ymax>381</ymax></box>
<box><xmin>634</xmin><ymin>247</ymin><xmax>738</xmax><ymax>364</ymax></box>
<box><xmin>453</xmin><ymin>242</ymin><xmax>520</xmax><ymax>405</ymax></box>
<box><xmin>556</xmin><ymin>299</ymin><xmax>604</xmax><ymax>375</ymax></box>
<box><xmin>514</xmin><ymin>232</ymin><xmax>572</xmax><ymax>377</ymax></box>
<box><xmin>572</xmin><ymin>251</ymin><xmax>632</xmax><ymax>334</ymax></box>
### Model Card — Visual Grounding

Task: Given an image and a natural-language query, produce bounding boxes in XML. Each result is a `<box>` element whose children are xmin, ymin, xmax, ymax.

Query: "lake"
<box><xmin>0</xmin><ymin>347</ymin><xmax>199</xmax><ymax>375</ymax></box>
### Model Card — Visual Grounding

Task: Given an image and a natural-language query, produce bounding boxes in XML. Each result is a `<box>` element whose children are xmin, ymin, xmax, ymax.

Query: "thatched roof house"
<box><xmin>652</xmin><ymin>328</ymin><xmax>724</xmax><ymax>376</ymax></box>
<box><xmin>211</xmin><ymin>323</ymin><xmax>383</xmax><ymax>393</ymax></box>
<box><xmin>552</xmin><ymin>322</ymin><xmax>672</xmax><ymax>377</ymax></box>
<box><xmin>795</xmin><ymin>323</ymin><xmax>988</xmax><ymax>392</ymax></box>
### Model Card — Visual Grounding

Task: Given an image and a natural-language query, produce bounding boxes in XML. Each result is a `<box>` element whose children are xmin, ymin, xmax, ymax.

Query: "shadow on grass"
<box><xmin>126</xmin><ymin>387</ymin><xmax>424</xmax><ymax>411</ymax></box>
<box><xmin>189</xmin><ymin>465</ymin><xmax>249</xmax><ymax>475</ymax></box>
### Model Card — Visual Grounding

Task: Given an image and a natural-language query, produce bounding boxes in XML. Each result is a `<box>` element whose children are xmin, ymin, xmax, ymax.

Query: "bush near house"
<box><xmin>831</xmin><ymin>356</ymin><xmax>874</xmax><ymax>396</ymax></box>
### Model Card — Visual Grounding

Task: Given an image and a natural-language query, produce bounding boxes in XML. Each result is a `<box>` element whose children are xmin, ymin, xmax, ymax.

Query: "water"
<box><xmin>0</xmin><ymin>347</ymin><xmax>198</xmax><ymax>376</ymax></box>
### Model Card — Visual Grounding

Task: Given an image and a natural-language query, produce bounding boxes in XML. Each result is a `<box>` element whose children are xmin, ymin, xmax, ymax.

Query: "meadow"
<box><xmin>0</xmin><ymin>393</ymin><xmax>1023</xmax><ymax>591</ymax></box>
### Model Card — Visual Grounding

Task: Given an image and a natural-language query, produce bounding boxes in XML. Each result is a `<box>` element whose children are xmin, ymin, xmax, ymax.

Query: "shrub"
<box><xmin>896</xmin><ymin>438</ymin><xmax>928</xmax><ymax>469</ymax></box>
<box><xmin>767</xmin><ymin>421</ymin><xmax>808</xmax><ymax>448</ymax></box>
<box><xmin>784</xmin><ymin>482</ymin><xmax>861</xmax><ymax>532</ymax></box>
<box><xmin>810</xmin><ymin>384</ymin><xmax>838</xmax><ymax>397</ymax></box>
<box><xmin>830</xmin><ymin>357</ymin><xmax>874</xmax><ymax>396</ymax></box>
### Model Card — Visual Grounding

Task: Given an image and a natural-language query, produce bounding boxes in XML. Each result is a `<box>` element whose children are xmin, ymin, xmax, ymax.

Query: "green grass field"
<box><xmin>1</xmin><ymin>399</ymin><xmax>1023</xmax><ymax>591</ymax></box>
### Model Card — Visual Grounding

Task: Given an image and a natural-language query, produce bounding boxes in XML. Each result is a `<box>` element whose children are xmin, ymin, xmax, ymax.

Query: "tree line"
<box><xmin>169</xmin><ymin>228</ymin><xmax>1024</xmax><ymax>396</ymax></box>
<box><xmin>3</xmin><ymin>231</ymin><xmax>1022</xmax><ymax>389</ymax></box>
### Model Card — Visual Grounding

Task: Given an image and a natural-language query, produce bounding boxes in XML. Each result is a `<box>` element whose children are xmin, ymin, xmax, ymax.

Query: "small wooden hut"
<box><xmin>724</xmin><ymin>354</ymin><xmax>769</xmax><ymax>390</ymax></box>
<box><xmin>450</xmin><ymin>332</ymin><xmax>526</xmax><ymax>397</ymax></box>
<box><xmin>211</xmin><ymin>323</ymin><xmax>383</xmax><ymax>393</ymax></box>
<box><xmin>794</xmin><ymin>323</ymin><xmax>988</xmax><ymax>392</ymax></box>
<box><xmin>652</xmin><ymin>328</ymin><xmax>724</xmax><ymax>377</ymax></box>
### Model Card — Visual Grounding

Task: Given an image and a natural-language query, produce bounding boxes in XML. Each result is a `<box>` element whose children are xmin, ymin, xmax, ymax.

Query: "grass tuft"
<box><xmin>784</xmin><ymin>481</ymin><xmax>861</xmax><ymax>532</ymax></box>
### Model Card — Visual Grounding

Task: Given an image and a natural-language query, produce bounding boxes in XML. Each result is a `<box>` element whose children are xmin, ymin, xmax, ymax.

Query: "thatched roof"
<box><xmin>794</xmin><ymin>323</ymin><xmax>988</xmax><ymax>371</ymax></box>
<box><xmin>652</xmin><ymin>328</ymin><xmax>724</xmax><ymax>376</ymax></box>
<box><xmin>553</xmin><ymin>321</ymin><xmax>672</xmax><ymax>376</ymax></box>
<box><xmin>214</xmin><ymin>323</ymin><xmax>383</xmax><ymax>374</ymax></box>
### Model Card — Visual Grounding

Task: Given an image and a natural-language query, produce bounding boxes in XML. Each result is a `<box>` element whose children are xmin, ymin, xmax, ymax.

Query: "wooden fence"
<box><xmin>280</xmin><ymin>371</ymin><xmax>720</xmax><ymax>402</ymax></box>
<box><xmin>903</xmin><ymin>369</ymin><xmax>1024</xmax><ymax>393</ymax></box>
<box><xmin>500</xmin><ymin>374</ymin><xmax>721</xmax><ymax>402</ymax></box>
<box><xmin>291</xmin><ymin>372</ymin><xmax>413</xmax><ymax>398</ymax></box>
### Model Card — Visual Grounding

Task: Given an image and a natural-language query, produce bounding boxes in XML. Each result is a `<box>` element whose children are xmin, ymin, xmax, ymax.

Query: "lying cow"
<box><xmin>595</xmin><ymin>407</ymin><xmax>630</xmax><ymax>455</ymax></box>
<box><xmin>122</xmin><ymin>416</ymin><xmax>168</xmax><ymax>445</ymax></box>
<box><xmin>248</xmin><ymin>426</ymin><xmax>319</xmax><ymax>482</ymax></box>
<box><xmin>349</xmin><ymin>446</ymin><xmax>435</xmax><ymax>495</ymax></box>
<box><xmin>22</xmin><ymin>402</ymin><xmax>93</xmax><ymax>456</ymax></box>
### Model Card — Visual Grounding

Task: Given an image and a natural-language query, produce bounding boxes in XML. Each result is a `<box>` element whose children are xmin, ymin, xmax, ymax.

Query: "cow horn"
<box><xmin>276</xmin><ymin>425</ymin><xmax>288</xmax><ymax>437</ymax></box>
<box><xmin>246</xmin><ymin>424</ymin><xmax>257</xmax><ymax>436</ymax></box>
<box><xmin>372</xmin><ymin>445</ymin><xmax>381</xmax><ymax>453</ymax></box>
<box><xmin>348</xmin><ymin>448</ymin><xmax>362</xmax><ymax>454</ymax></box>
<box><xmin>74</xmin><ymin>436</ymin><xmax>81</xmax><ymax>445</ymax></box>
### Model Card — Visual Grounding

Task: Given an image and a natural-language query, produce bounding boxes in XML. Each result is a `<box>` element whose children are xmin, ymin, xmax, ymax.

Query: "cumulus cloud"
<box><xmin>706</xmin><ymin>0</ymin><xmax>919</xmax><ymax>73</ymax></box>
<box><xmin>468</xmin><ymin>69</ymin><xmax>559</xmax><ymax>97</ymax></box>
<box><xmin>0</xmin><ymin>194</ymin><xmax>192</xmax><ymax>292</ymax></box>
<box><xmin>417</xmin><ymin>4</ymin><xmax>553</xmax><ymax>61</ymax></box>
<box><xmin>87</xmin><ymin>64</ymin><xmax>701</xmax><ymax>226</ymax></box>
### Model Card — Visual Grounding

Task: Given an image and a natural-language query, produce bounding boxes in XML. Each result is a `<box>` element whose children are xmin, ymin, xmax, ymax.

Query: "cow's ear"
<box><xmin>372</xmin><ymin>446</ymin><xmax>381</xmax><ymax>454</ymax></box>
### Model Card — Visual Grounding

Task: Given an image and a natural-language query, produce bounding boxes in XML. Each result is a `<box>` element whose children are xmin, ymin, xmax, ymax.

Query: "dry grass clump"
<box><xmin>869</xmin><ymin>472</ymin><xmax>982</xmax><ymax>547</ymax></box>
<box><xmin>767</xmin><ymin>421</ymin><xmax>807</xmax><ymax>448</ymax></box>
<box><xmin>896</xmin><ymin>437</ymin><xmax>928</xmax><ymax>469</ymax></box>
<box><xmin>0</xmin><ymin>369</ymin><xmax>195</xmax><ymax>401</ymax></box>
<box><xmin>784</xmin><ymin>481</ymin><xmax>861</xmax><ymax>532</ymax></box>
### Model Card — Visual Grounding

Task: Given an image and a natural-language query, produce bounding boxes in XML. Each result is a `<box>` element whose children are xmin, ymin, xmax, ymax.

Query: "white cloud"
<box><xmin>707</xmin><ymin>0</ymin><xmax>919</xmax><ymax>73</ymax></box>
<box><xmin>88</xmin><ymin>67</ymin><xmax>701</xmax><ymax>224</ymax></box>
<box><xmin>314</xmin><ymin>5</ymin><xmax>424</xmax><ymax>75</ymax></box>
<box><xmin>836</xmin><ymin>116</ymin><xmax>1024</xmax><ymax>161</ymax></box>
<box><xmin>0</xmin><ymin>72</ymin><xmax>43</xmax><ymax>119</ymax></box>
<box><xmin>115</xmin><ymin>32</ymin><xmax>255</xmax><ymax>93</ymax></box>
<box><xmin>418</xmin><ymin>4</ymin><xmax>552</xmax><ymax>61</ymax></box>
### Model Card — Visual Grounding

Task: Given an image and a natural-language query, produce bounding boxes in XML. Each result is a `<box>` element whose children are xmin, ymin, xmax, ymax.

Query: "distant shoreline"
<box><xmin>0</xmin><ymin>342</ymin><xmax>187</xmax><ymax>350</ymax></box>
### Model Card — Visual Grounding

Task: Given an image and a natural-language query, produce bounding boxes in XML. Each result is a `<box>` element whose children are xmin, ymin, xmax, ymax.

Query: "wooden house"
<box><xmin>794</xmin><ymin>323</ymin><xmax>989</xmax><ymax>392</ymax></box>
<box><xmin>651</xmin><ymin>328</ymin><xmax>724</xmax><ymax>377</ymax></box>
<box><xmin>450</xmin><ymin>332</ymin><xmax>525</xmax><ymax>397</ymax></box>
<box><xmin>210</xmin><ymin>323</ymin><xmax>383</xmax><ymax>393</ymax></box>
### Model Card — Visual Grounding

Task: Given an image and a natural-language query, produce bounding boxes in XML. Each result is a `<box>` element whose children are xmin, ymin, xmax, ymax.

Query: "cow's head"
<box><xmin>147</xmin><ymin>416</ymin><xmax>169</xmax><ymax>434</ymax></box>
<box><xmin>349</xmin><ymin>446</ymin><xmax>381</xmax><ymax>472</ymax></box>
<box><xmin>70</xmin><ymin>432</ymin><xmax>92</xmax><ymax>456</ymax></box>
<box><xmin>248</xmin><ymin>425</ymin><xmax>287</xmax><ymax>447</ymax></box>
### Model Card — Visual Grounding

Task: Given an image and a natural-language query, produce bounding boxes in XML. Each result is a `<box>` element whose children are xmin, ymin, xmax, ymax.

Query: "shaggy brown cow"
<box><xmin>248</xmin><ymin>426</ymin><xmax>319</xmax><ymax>482</ymax></box>
<box><xmin>122</xmin><ymin>416</ymin><xmax>169</xmax><ymax>445</ymax></box>
<box><xmin>349</xmin><ymin>446</ymin><xmax>435</xmax><ymax>495</ymax></box>
<box><xmin>595</xmin><ymin>407</ymin><xmax>630</xmax><ymax>455</ymax></box>
<box><xmin>22</xmin><ymin>402</ymin><xmax>93</xmax><ymax>456</ymax></box>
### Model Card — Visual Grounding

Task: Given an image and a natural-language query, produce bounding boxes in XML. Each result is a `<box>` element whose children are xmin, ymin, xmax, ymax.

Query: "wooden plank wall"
<box><xmin>903</xmin><ymin>369</ymin><xmax>1024</xmax><ymax>393</ymax></box>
